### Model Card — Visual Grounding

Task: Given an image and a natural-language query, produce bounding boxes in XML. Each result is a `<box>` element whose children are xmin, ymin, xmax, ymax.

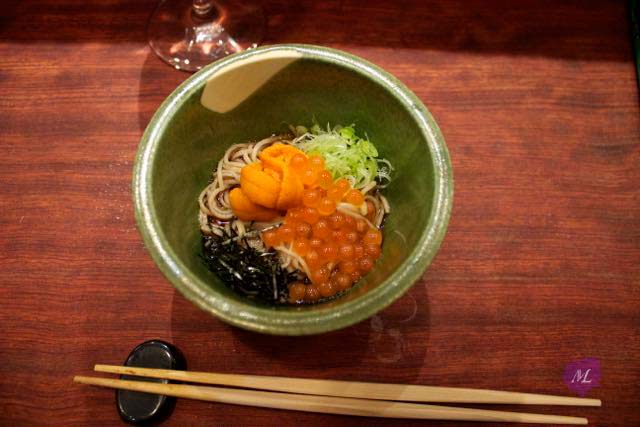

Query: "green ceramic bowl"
<box><xmin>133</xmin><ymin>44</ymin><xmax>453</xmax><ymax>335</ymax></box>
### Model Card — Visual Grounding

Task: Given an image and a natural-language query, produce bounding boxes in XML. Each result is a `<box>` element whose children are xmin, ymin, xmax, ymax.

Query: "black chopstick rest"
<box><xmin>116</xmin><ymin>340</ymin><xmax>186</xmax><ymax>425</ymax></box>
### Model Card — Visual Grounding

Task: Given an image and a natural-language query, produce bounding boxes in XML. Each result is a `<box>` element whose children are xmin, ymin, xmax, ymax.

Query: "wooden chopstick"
<box><xmin>94</xmin><ymin>364</ymin><xmax>601</xmax><ymax>407</ymax></box>
<box><xmin>74</xmin><ymin>376</ymin><xmax>588</xmax><ymax>425</ymax></box>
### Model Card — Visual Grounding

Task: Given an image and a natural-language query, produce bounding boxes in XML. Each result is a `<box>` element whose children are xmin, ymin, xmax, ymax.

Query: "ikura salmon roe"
<box><xmin>317</xmin><ymin>170</ymin><xmax>333</xmax><ymax>190</ymax></box>
<box><xmin>277</xmin><ymin>224</ymin><xmax>295</xmax><ymax>243</ymax></box>
<box><xmin>295</xmin><ymin>222</ymin><xmax>312</xmax><ymax>238</ymax></box>
<box><xmin>364</xmin><ymin>243</ymin><xmax>381</xmax><ymax>259</ymax></box>
<box><xmin>320</xmin><ymin>243</ymin><xmax>338</xmax><ymax>260</ymax></box>
<box><xmin>286</xmin><ymin>208</ymin><xmax>304</xmax><ymax>223</ymax></box>
<box><xmin>344</xmin><ymin>189</ymin><xmax>365</xmax><ymax>206</ymax></box>
<box><xmin>311</xmin><ymin>267</ymin><xmax>330</xmax><ymax>283</ymax></box>
<box><xmin>327</xmin><ymin>212</ymin><xmax>345</xmax><ymax>230</ymax></box>
<box><xmin>262</xmin><ymin>230</ymin><xmax>278</xmax><ymax>248</ymax></box>
<box><xmin>339</xmin><ymin>260</ymin><xmax>357</xmax><ymax>274</ymax></box>
<box><xmin>334</xmin><ymin>178</ymin><xmax>350</xmax><ymax>193</ymax></box>
<box><xmin>293</xmin><ymin>239</ymin><xmax>310</xmax><ymax>256</ymax></box>
<box><xmin>363</xmin><ymin>228</ymin><xmax>382</xmax><ymax>245</ymax></box>
<box><xmin>318</xmin><ymin>281</ymin><xmax>336</xmax><ymax>297</ymax></box>
<box><xmin>326</xmin><ymin>186</ymin><xmax>344</xmax><ymax>203</ymax></box>
<box><xmin>272</xmin><ymin>154</ymin><xmax>385</xmax><ymax>304</ymax></box>
<box><xmin>317</xmin><ymin>198</ymin><xmax>336</xmax><ymax>215</ymax></box>
<box><xmin>312</xmin><ymin>219</ymin><xmax>330</xmax><ymax>238</ymax></box>
<box><xmin>330</xmin><ymin>230</ymin><xmax>345</xmax><ymax>243</ymax></box>
<box><xmin>334</xmin><ymin>272</ymin><xmax>352</xmax><ymax>291</ymax></box>
<box><xmin>305</xmin><ymin>285</ymin><xmax>320</xmax><ymax>302</ymax></box>
<box><xmin>366</xmin><ymin>201</ymin><xmax>376</xmax><ymax>220</ymax></box>
<box><xmin>327</xmin><ymin>179</ymin><xmax>350</xmax><ymax>203</ymax></box>
<box><xmin>306</xmin><ymin>250</ymin><xmax>322</xmax><ymax>269</ymax></box>
<box><xmin>308</xmin><ymin>154</ymin><xmax>325</xmax><ymax>171</ymax></box>
<box><xmin>345</xmin><ymin>230</ymin><xmax>358</xmax><ymax>243</ymax></box>
<box><xmin>302</xmin><ymin>207</ymin><xmax>320</xmax><ymax>224</ymax></box>
<box><xmin>353</xmin><ymin>244</ymin><xmax>364</xmax><ymax>258</ymax></box>
<box><xmin>288</xmin><ymin>282</ymin><xmax>306</xmax><ymax>303</ymax></box>
<box><xmin>343</xmin><ymin>215</ymin><xmax>355</xmax><ymax>228</ymax></box>
<box><xmin>358</xmin><ymin>256</ymin><xmax>374</xmax><ymax>273</ymax></box>
<box><xmin>309</xmin><ymin>237</ymin><xmax>323</xmax><ymax>249</ymax></box>
<box><xmin>302</xmin><ymin>188</ymin><xmax>321</xmax><ymax>208</ymax></box>
<box><xmin>290</xmin><ymin>153</ymin><xmax>308</xmax><ymax>172</ymax></box>
<box><xmin>338</xmin><ymin>243</ymin><xmax>355</xmax><ymax>260</ymax></box>
<box><xmin>301</xmin><ymin>168</ymin><xmax>317</xmax><ymax>186</ymax></box>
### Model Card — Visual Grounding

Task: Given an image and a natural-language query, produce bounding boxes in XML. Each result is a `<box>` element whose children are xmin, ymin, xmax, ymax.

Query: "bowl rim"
<box><xmin>133</xmin><ymin>44</ymin><xmax>453</xmax><ymax>335</ymax></box>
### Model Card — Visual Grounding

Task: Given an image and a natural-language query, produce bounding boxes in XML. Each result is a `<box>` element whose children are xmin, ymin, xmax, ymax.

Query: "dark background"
<box><xmin>0</xmin><ymin>1</ymin><xmax>638</xmax><ymax>426</ymax></box>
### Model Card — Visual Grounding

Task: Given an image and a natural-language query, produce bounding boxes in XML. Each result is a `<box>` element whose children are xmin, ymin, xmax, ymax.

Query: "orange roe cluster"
<box><xmin>258</xmin><ymin>154</ymin><xmax>382</xmax><ymax>304</ymax></box>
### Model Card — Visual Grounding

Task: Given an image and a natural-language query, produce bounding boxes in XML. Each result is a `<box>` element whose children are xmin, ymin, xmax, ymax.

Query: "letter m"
<box><xmin>571</xmin><ymin>369</ymin><xmax>592</xmax><ymax>384</ymax></box>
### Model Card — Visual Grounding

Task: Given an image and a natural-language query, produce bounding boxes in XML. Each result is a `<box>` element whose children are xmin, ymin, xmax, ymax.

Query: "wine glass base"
<box><xmin>147</xmin><ymin>0</ymin><xmax>265</xmax><ymax>72</ymax></box>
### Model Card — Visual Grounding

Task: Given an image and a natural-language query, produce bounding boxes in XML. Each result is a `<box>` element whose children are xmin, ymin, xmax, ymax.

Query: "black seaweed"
<box><xmin>201</xmin><ymin>234</ymin><xmax>292</xmax><ymax>304</ymax></box>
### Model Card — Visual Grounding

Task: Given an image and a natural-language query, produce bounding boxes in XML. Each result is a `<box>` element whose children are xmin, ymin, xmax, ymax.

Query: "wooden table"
<box><xmin>1</xmin><ymin>1</ymin><xmax>638</xmax><ymax>425</ymax></box>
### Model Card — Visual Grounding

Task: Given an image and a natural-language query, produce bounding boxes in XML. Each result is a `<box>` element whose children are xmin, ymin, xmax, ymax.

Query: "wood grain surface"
<box><xmin>1</xmin><ymin>0</ymin><xmax>638</xmax><ymax>426</ymax></box>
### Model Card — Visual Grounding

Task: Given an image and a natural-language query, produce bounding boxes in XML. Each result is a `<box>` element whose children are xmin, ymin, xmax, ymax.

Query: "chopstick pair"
<box><xmin>74</xmin><ymin>365</ymin><xmax>601</xmax><ymax>425</ymax></box>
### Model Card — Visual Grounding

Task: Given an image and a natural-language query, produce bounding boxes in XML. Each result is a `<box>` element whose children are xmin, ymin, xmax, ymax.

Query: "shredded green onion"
<box><xmin>291</xmin><ymin>124</ymin><xmax>393</xmax><ymax>189</ymax></box>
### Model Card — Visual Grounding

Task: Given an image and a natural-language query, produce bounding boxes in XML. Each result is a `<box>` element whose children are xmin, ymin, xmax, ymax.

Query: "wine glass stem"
<box><xmin>192</xmin><ymin>0</ymin><xmax>214</xmax><ymax>17</ymax></box>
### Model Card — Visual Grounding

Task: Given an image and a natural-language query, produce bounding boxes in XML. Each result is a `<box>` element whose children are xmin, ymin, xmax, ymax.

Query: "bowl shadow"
<box><xmin>137</xmin><ymin>51</ymin><xmax>189</xmax><ymax>133</ymax></box>
<box><xmin>170</xmin><ymin>280</ymin><xmax>431</xmax><ymax>385</ymax></box>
